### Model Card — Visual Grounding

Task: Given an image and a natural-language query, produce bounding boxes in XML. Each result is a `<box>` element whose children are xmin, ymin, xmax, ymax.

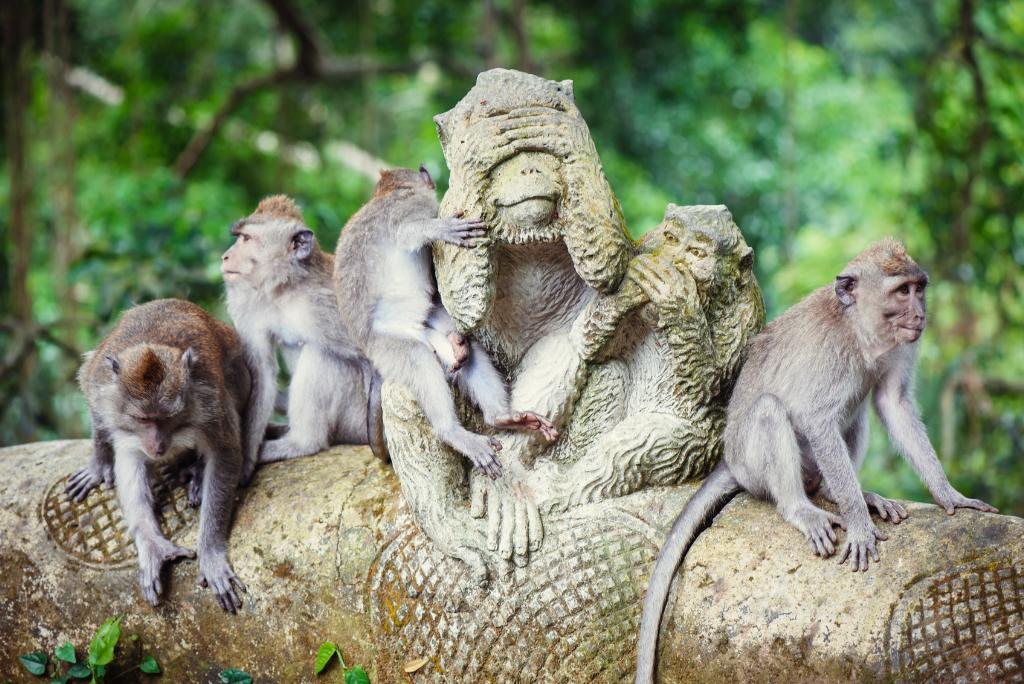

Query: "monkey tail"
<box><xmin>635</xmin><ymin>461</ymin><xmax>741</xmax><ymax>684</ymax></box>
<box><xmin>366</xmin><ymin>368</ymin><xmax>390</xmax><ymax>463</ymax></box>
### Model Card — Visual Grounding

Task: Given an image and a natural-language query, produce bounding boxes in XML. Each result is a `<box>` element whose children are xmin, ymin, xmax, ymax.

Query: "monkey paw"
<box><xmin>864</xmin><ymin>491</ymin><xmax>909</xmax><ymax>524</ymax></box>
<box><xmin>457</xmin><ymin>433</ymin><xmax>503</xmax><ymax>480</ymax></box>
<box><xmin>492</xmin><ymin>411</ymin><xmax>559</xmax><ymax>443</ymax></box>
<box><xmin>66</xmin><ymin>461</ymin><xmax>115</xmax><ymax>502</ymax></box>
<box><xmin>174</xmin><ymin>459</ymin><xmax>204</xmax><ymax>507</ymax></box>
<box><xmin>790</xmin><ymin>506</ymin><xmax>845</xmax><ymax>558</ymax></box>
<box><xmin>136</xmin><ymin>537</ymin><xmax>196</xmax><ymax>607</ymax></box>
<box><xmin>932</xmin><ymin>487</ymin><xmax>998</xmax><ymax>516</ymax></box>
<box><xmin>198</xmin><ymin>552</ymin><xmax>247</xmax><ymax>613</ymax></box>
<box><xmin>838</xmin><ymin>523</ymin><xmax>887</xmax><ymax>572</ymax></box>
<box><xmin>436</xmin><ymin>217</ymin><xmax>488</xmax><ymax>248</ymax></box>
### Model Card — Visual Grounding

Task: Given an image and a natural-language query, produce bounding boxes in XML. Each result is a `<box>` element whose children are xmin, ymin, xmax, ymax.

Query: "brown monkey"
<box><xmin>68</xmin><ymin>299</ymin><xmax>251</xmax><ymax>612</ymax></box>
<box><xmin>222</xmin><ymin>195</ymin><xmax>381</xmax><ymax>464</ymax></box>
<box><xmin>333</xmin><ymin>166</ymin><xmax>557</xmax><ymax>479</ymax></box>
<box><xmin>635</xmin><ymin>238</ymin><xmax>997</xmax><ymax>683</ymax></box>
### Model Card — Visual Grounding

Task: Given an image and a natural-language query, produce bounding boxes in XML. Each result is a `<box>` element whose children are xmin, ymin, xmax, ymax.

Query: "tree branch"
<box><xmin>171</xmin><ymin>0</ymin><xmax>425</xmax><ymax>178</ymax></box>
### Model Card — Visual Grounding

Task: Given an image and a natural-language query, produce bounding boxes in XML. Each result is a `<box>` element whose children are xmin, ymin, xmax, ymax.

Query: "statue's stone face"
<box><xmin>488</xmin><ymin>152</ymin><xmax>562</xmax><ymax>243</ymax></box>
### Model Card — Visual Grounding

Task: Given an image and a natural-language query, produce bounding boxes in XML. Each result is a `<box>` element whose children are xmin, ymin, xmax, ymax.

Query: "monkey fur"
<box><xmin>332</xmin><ymin>166</ymin><xmax>558</xmax><ymax>480</ymax></box>
<box><xmin>635</xmin><ymin>238</ymin><xmax>997</xmax><ymax>683</ymax></box>
<box><xmin>69</xmin><ymin>299</ymin><xmax>252</xmax><ymax>612</ymax></box>
<box><xmin>222</xmin><ymin>195</ymin><xmax>383</xmax><ymax>465</ymax></box>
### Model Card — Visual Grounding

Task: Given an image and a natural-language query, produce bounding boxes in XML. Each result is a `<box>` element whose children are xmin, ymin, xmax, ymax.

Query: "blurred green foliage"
<box><xmin>1</xmin><ymin>0</ymin><xmax>1021</xmax><ymax>513</ymax></box>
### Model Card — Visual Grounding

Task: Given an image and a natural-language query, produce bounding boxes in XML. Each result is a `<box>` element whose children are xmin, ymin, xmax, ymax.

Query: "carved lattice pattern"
<box><xmin>370</xmin><ymin>510</ymin><xmax>658</xmax><ymax>683</ymax></box>
<box><xmin>41</xmin><ymin>469</ymin><xmax>197</xmax><ymax>567</ymax></box>
<box><xmin>890</xmin><ymin>560</ymin><xmax>1024</xmax><ymax>682</ymax></box>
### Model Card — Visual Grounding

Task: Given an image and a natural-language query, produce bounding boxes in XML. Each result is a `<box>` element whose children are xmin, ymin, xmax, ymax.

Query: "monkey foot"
<box><xmin>492</xmin><ymin>412</ymin><xmax>559</xmax><ymax>443</ymax></box>
<box><xmin>864</xmin><ymin>491</ymin><xmax>909</xmax><ymax>524</ymax></box>
<box><xmin>136</xmin><ymin>537</ymin><xmax>196</xmax><ymax>607</ymax></box>
<box><xmin>787</xmin><ymin>505</ymin><xmax>845</xmax><ymax>558</ymax></box>
<box><xmin>448</xmin><ymin>331</ymin><xmax>470</xmax><ymax>372</ymax></box>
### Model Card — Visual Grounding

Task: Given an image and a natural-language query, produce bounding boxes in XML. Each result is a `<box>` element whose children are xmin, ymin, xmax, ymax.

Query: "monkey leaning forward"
<box><xmin>635</xmin><ymin>238</ymin><xmax>997</xmax><ymax>683</ymax></box>
<box><xmin>68</xmin><ymin>299</ymin><xmax>252</xmax><ymax>612</ymax></box>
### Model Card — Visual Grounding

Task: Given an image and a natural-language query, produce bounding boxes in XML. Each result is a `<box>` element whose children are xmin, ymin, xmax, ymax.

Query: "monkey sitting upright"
<box><xmin>222</xmin><ymin>195</ymin><xmax>379</xmax><ymax>465</ymax></box>
<box><xmin>635</xmin><ymin>238</ymin><xmax>997</xmax><ymax>684</ymax></box>
<box><xmin>67</xmin><ymin>299</ymin><xmax>251</xmax><ymax>612</ymax></box>
<box><xmin>333</xmin><ymin>166</ymin><xmax>558</xmax><ymax>480</ymax></box>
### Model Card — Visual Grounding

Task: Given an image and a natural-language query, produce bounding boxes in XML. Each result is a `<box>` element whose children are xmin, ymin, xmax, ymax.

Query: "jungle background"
<box><xmin>1</xmin><ymin>0</ymin><xmax>1021</xmax><ymax>514</ymax></box>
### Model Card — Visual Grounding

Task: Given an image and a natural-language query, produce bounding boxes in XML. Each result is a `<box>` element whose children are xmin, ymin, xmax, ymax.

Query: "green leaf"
<box><xmin>314</xmin><ymin>642</ymin><xmax>337</xmax><ymax>675</ymax></box>
<box><xmin>87</xmin><ymin>617</ymin><xmax>122</xmax><ymax>667</ymax></box>
<box><xmin>218</xmin><ymin>669</ymin><xmax>252</xmax><ymax>684</ymax></box>
<box><xmin>139</xmin><ymin>656</ymin><xmax>160</xmax><ymax>674</ymax></box>
<box><xmin>49</xmin><ymin>677</ymin><xmax>68</xmax><ymax>684</ymax></box>
<box><xmin>67</xmin><ymin>664</ymin><xmax>92</xmax><ymax>679</ymax></box>
<box><xmin>19</xmin><ymin>652</ymin><xmax>48</xmax><ymax>676</ymax></box>
<box><xmin>55</xmin><ymin>643</ymin><xmax>76</xmax><ymax>664</ymax></box>
<box><xmin>344</xmin><ymin>666</ymin><xmax>370</xmax><ymax>684</ymax></box>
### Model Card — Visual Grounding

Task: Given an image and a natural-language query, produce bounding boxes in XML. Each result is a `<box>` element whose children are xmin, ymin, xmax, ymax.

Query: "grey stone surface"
<box><xmin>2</xmin><ymin>440</ymin><xmax>1022</xmax><ymax>682</ymax></box>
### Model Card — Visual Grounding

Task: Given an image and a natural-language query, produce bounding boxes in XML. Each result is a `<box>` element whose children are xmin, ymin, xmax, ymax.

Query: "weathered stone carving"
<box><xmin>380</xmin><ymin>69</ymin><xmax>764</xmax><ymax>580</ymax></box>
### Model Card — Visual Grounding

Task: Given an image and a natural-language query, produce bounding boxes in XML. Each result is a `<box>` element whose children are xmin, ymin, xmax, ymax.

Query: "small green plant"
<box><xmin>218</xmin><ymin>668</ymin><xmax>253</xmax><ymax>684</ymax></box>
<box><xmin>314</xmin><ymin>641</ymin><xmax>371</xmax><ymax>683</ymax></box>
<box><xmin>17</xmin><ymin>616</ymin><xmax>161</xmax><ymax>683</ymax></box>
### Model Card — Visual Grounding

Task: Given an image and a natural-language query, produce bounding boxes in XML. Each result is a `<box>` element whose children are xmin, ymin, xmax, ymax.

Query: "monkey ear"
<box><xmin>835</xmin><ymin>273</ymin><xmax>858</xmax><ymax>306</ymax></box>
<box><xmin>419</xmin><ymin>164</ymin><xmax>435</xmax><ymax>190</ymax></box>
<box><xmin>105</xmin><ymin>355</ymin><xmax>120</xmax><ymax>375</ymax></box>
<box><xmin>181</xmin><ymin>347</ymin><xmax>197</xmax><ymax>371</ymax></box>
<box><xmin>290</xmin><ymin>229</ymin><xmax>315</xmax><ymax>260</ymax></box>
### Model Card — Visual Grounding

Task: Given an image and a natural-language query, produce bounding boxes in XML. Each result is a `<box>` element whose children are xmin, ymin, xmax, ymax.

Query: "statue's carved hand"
<box><xmin>470</xmin><ymin>474</ymin><xmax>544</xmax><ymax>572</ymax></box>
<box><xmin>626</xmin><ymin>253</ymin><xmax>699</xmax><ymax>327</ymax></box>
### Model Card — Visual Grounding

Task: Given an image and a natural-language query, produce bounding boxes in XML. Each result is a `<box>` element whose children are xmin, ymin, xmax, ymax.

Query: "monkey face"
<box><xmin>882</xmin><ymin>275</ymin><xmax>928</xmax><ymax>344</ymax></box>
<box><xmin>105</xmin><ymin>344</ymin><xmax>196</xmax><ymax>459</ymax></box>
<box><xmin>222</xmin><ymin>217</ymin><xmax>315</xmax><ymax>291</ymax></box>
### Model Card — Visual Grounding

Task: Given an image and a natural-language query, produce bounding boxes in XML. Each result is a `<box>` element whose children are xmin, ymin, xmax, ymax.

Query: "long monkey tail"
<box><xmin>635</xmin><ymin>462</ymin><xmax>742</xmax><ymax>684</ymax></box>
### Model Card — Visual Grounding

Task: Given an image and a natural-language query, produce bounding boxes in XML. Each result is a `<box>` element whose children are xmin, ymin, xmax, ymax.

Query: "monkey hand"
<box><xmin>837</xmin><ymin>521</ymin><xmax>887</xmax><ymax>572</ymax></box>
<box><xmin>136</xmin><ymin>536</ymin><xmax>196</xmax><ymax>607</ymax></box>
<box><xmin>932</xmin><ymin>486</ymin><xmax>998</xmax><ymax>516</ymax></box>
<box><xmin>66</xmin><ymin>460</ymin><xmax>115</xmax><ymax>502</ymax></box>
<box><xmin>432</xmin><ymin>217</ymin><xmax>489</xmax><ymax>248</ymax></box>
<box><xmin>198</xmin><ymin>551</ymin><xmax>247</xmax><ymax>613</ymax></box>
<box><xmin>471</xmin><ymin>476</ymin><xmax>544</xmax><ymax>571</ymax></box>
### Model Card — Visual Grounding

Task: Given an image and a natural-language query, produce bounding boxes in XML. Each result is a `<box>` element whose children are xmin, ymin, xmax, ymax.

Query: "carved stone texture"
<box><xmin>1</xmin><ymin>441</ymin><xmax>1021</xmax><ymax>683</ymax></box>
<box><xmin>380</xmin><ymin>68</ymin><xmax>765</xmax><ymax>579</ymax></box>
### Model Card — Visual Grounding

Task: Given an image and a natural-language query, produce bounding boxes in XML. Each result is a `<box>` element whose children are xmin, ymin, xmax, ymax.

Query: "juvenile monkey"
<box><xmin>68</xmin><ymin>299</ymin><xmax>251</xmax><ymax>611</ymax></box>
<box><xmin>222</xmin><ymin>195</ymin><xmax>381</xmax><ymax>464</ymax></box>
<box><xmin>635</xmin><ymin>239</ymin><xmax>997</xmax><ymax>683</ymax></box>
<box><xmin>333</xmin><ymin>166</ymin><xmax>558</xmax><ymax>479</ymax></box>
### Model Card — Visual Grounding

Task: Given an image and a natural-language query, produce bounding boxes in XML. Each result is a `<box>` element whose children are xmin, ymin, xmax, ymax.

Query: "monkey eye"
<box><xmin>897</xmin><ymin>283</ymin><xmax>910</xmax><ymax>295</ymax></box>
<box><xmin>240</xmin><ymin>233</ymin><xmax>252</xmax><ymax>243</ymax></box>
<box><xmin>688</xmin><ymin>246</ymin><xmax>707</xmax><ymax>258</ymax></box>
<box><xmin>663</xmin><ymin>232</ymin><xmax>679</xmax><ymax>244</ymax></box>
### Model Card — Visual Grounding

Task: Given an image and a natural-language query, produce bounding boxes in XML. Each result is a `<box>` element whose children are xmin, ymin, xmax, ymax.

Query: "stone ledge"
<box><xmin>0</xmin><ymin>440</ymin><xmax>1021</xmax><ymax>682</ymax></box>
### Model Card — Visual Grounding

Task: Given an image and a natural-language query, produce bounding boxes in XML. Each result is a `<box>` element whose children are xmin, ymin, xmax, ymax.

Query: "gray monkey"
<box><xmin>333</xmin><ymin>166</ymin><xmax>558</xmax><ymax>479</ymax></box>
<box><xmin>635</xmin><ymin>238</ymin><xmax>997</xmax><ymax>683</ymax></box>
<box><xmin>222</xmin><ymin>195</ymin><xmax>381</xmax><ymax>466</ymax></box>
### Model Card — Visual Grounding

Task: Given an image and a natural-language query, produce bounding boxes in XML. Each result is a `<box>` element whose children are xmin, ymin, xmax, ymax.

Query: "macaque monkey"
<box><xmin>68</xmin><ymin>299</ymin><xmax>251</xmax><ymax>612</ymax></box>
<box><xmin>333</xmin><ymin>166</ymin><xmax>558</xmax><ymax>479</ymax></box>
<box><xmin>636</xmin><ymin>239</ymin><xmax>997</xmax><ymax>683</ymax></box>
<box><xmin>222</xmin><ymin>195</ymin><xmax>382</xmax><ymax>464</ymax></box>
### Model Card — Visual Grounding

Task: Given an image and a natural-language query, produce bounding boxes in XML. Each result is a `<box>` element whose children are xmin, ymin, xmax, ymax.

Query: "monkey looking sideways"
<box><xmin>635</xmin><ymin>239</ymin><xmax>996</xmax><ymax>683</ymax></box>
<box><xmin>68</xmin><ymin>299</ymin><xmax>251</xmax><ymax>612</ymax></box>
<box><xmin>333</xmin><ymin>166</ymin><xmax>558</xmax><ymax>479</ymax></box>
<box><xmin>222</xmin><ymin>195</ymin><xmax>380</xmax><ymax>464</ymax></box>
